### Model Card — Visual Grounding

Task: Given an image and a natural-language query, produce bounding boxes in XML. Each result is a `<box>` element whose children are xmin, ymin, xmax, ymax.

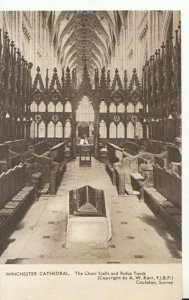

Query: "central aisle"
<box><xmin>0</xmin><ymin>157</ymin><xmax>181</xmax><ymax>264</ymax></box>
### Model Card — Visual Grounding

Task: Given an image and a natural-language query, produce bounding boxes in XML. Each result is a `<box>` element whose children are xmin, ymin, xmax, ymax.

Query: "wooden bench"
<box><xmin>0</xmin><ymin>164</ymin><xmax>35</xmax><ymax>244</ymax></box>
<box><xmin>144</xmin><ymin>187</ymin><xmax>181</xmax><ymax>239</ymax></box>
<box><xmin>143</xmin><ymin>164</ymin><xmax>181</xmax><ymax>239</ymax></box>
<box><xmin>26</xmin><ymin>141</ymin><xmax>68</xmax><ymax>195</ymax></box>
<box><xmin>105</xmin><ymin>142</ymin><xmax>124</xmax><ymax>183</ymax></box>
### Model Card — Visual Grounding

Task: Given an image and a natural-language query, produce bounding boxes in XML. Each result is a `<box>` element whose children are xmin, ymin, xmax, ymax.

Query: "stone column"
<box><xmin>71</xmin><ymin>103</ymin><xmax>77</xmax><ymax>158</ymax></box>
<box><xmin>94</xmin><ymin>108</ymin><xmax>99</xmax><ymax>159</ymax></box>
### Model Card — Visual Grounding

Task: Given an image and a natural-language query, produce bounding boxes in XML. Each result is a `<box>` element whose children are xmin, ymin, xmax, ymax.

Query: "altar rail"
<box><xmin>153</xmin><ymin>164</ymin><xmax>181</xmax><ymax>209</ymax></box>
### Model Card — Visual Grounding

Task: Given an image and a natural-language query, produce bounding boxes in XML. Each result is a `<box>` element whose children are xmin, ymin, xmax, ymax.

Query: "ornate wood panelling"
<box><xmin>142</xmin><ymin>22</ymin><xmax>181</xmax><ymax>142</ymax></box>
<box><xmin>0</xmin><ymin>29</ymin><xmax>33</xmax><ymax>142</ymax></box>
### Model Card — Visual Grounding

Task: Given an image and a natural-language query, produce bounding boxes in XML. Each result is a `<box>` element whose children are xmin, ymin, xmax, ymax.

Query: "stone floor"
<box><xmin>0</xmin><ymin>157</ymin><xmax>181</xmax><ymax>264</ymax></box>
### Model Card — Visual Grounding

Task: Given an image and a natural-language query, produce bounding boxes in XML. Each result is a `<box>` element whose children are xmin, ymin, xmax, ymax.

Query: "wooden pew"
<box><xmin>143</xmin><ymin>140</ymin><xmax>167</xmax><ymax>154</ymax></box>
<box><xmin>124</xmin><ymin>140</ymin><xmax>141</xmax><ymax>156</ymax></box>
<box><xmin>0</xmin><ymin>144</ymin><xmax>9</xmax><ymax>174</ymax></box>
<box><xmin>0</xmin><ymin>164</ymin><xmax>35</xmax><ymax>244</ymax></box>
<box><xmin>113</xmin><ymin>151</ymin><xmax>155</xmax><ymax>195</ymax></box>
<box><xmin>29</xmin><ymin>139</ymin><xmax>49</xmax><ymax>155</ymax></box>
<box><xmin>105</xmin><ymin>142</ymin><xmax>124</xmax><ymax>183</ymax></box>
<box><xmin>26</xmin><ymin>142</ymin><xmax>67</xmax><ymax>195</ymax></box>
<box><xmin>144</xmin><ymin>164</ymin><xmax>181</xmax><ymax>239</ymax></box>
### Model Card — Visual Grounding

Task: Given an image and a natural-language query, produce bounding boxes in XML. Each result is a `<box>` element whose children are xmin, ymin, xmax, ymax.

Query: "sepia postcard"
<box><xmin>0</xmin><ymin>0</ymin><xmax>188</xmax><ymax>299</ymax></box>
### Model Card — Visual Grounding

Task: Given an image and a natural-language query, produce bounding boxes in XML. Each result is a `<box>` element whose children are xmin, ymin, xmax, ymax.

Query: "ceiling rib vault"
<box><xmin>45</xmin><ymin>11</ymin><xmax>127</xmax><ymax>79</ymax></box>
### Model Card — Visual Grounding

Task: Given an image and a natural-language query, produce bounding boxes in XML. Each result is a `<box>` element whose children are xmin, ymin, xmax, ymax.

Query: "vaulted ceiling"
<box><xmin>44</xmin><ymin>11</ymin><xmax>127</xmax><ymax>79</ymax></box>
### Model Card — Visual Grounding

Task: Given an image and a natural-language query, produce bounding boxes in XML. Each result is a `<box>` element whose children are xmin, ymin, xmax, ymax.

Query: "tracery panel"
<box><xmin>64</xmin><ymin>120</ymin><xmax>72</xmax><ymax>138</ymax></box>
<box><xmin>109</xmin><ymin>122</ymin><xmax>117</xmax><ymax>138</ymax></box>
<box><xmin>47</xmin><ymin>121</ymin><xmax>55</xmax><ymax>138</ymax></box>
<box><xmin>55</xmin><ymin>121</ymin><xmax>63</xmax><ymax>138</ymax></box>
<box><xmin>117</xmin><ymin>122</ymin><xmax>125</xmax><ymax>138</ymax></box>
<box><xmin>99</xmin><ymin>120</ymin><xmax>107</xmax><ymax>138</ymax></box>
<box><xmin>38</xmin><ymin>121</ymin><xmax>46</xmax><ymax>138</ymax></box>
<box><xmin>99</xmin><ymin>101</ymin><xmax>107</xmax><ymax>113</ymax></box>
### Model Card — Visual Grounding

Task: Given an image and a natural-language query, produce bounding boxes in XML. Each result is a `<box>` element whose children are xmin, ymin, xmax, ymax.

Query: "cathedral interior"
<box><xmin>0</xmin><ymin>11</ymin><xmax>181</xmax><ymax>264</ymax></box>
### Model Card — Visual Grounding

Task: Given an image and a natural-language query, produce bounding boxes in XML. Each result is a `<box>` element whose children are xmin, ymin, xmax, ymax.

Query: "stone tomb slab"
<box><xmin>66</xmin><ymin>185</ymin><xmax>110</xmax><ymax>248</ymax></box>
<box><xmin>66</xmin><ymin>217</ymin><xmax>109</xmax><ymax>249</ymax></box>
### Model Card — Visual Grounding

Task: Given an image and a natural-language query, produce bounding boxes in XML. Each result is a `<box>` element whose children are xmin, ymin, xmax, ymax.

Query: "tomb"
<box><xmin>66</xmin><ymin>185</ymin><xmax>110</xmax><ymax>249</ymax></box>
<box><xmin>69</xmin><ymin>185</ymin><xmax>106</xmax><ymax>217</ymax></box>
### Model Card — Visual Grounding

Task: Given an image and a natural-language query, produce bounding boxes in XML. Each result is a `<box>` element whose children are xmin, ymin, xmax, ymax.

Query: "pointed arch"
<box><xmin>55</xmin><ymin>121</ymin><xmax>63</xmax><ymax>138</ymax></box>
<box><xmin>48</xmin><ymin>101</ymin><xmax>55</xmax><ymax>112</ymax></box>
<box><xmin>109</xmin><ymin>102</ymin><xmax>116</xmax><ymax>113</ymax></box>
<box><xmin>76</xmin><ymin>96</ymin><xmax>94</xmax><ymax>122</ymax></box>
<box><xmin>99</xmin><ymin>120</ymin><xmax>107</xmax><ymax>138</ymax></box>
<box><xmin>47</xmin><ymin>121</ymin><xmax>55</xmax><ymax>138</ymax></box>
<box><xmin>135</xmin><ymin>121</ymin><xmax>143</xmax><ymax>139</ymax></box>
<box><xmin>117</xmin><ymin>122</ymin><xmax>125</xmax><ymax>138</ymax></box>
<box><xmin>127</xmin><ymin>102</ymin><xmax>134</xmax><ymax>113</ymax></box>
<box><xmin>38</xmin><ymin>101</ymin><xmax>46</xmax><ymax>112</ymax></box>
<box><xmin>30</xmin><ymin>121</ymin><xmax>37</xmax><ymax>138</ymax></box>
<box><xmin>99</xmin><ymin>101</ymin><xmax>107</xmax><ymax>113</ymax></box>
<box><xmin>109</xmin><ymin>122</ymin><xmax>116</xmax><ymax>138</ymax></box>
<box><xmin>117</xmin><ymin>102</ymin><xmax>125</xmax><ymax>113</ymax></box>
<box><xmin>38</xmin><ymin>121</ymin><xmax>46</xmax><ymax>138</ymax></box>
<box><xmin>30</xmin><ymin>101</ymin><xmax>37</xmax><ymax>112</ymax></box>
<box><xmin>135</xmin><ymin>102</ymin><xmax>143</xmax><ymax>113</ymax></box>
<box><xmin>127</xmin><ymin>121</ymin><xmax>134</xmax><ymax>138</ymax></box>
<box><xmin>64</xmin><ymin>120</ymin><xmax>72</xmax><ymax>138</ymax></box>
<box><xmin>56</xmin><ymin>101</ymin><xmax>63</xmax><ymax>112</ymax></box>
<box><xmin>65</xmin><ymin>101</ymin><xmax>72</xmax><ymax>112</ymax></box>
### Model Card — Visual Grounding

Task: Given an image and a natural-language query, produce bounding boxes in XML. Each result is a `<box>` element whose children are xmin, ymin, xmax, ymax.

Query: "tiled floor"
<box><xmin>0</xmin><ymin>157</ymin><xmax>181</xmax><ymax>264</ymax></box>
